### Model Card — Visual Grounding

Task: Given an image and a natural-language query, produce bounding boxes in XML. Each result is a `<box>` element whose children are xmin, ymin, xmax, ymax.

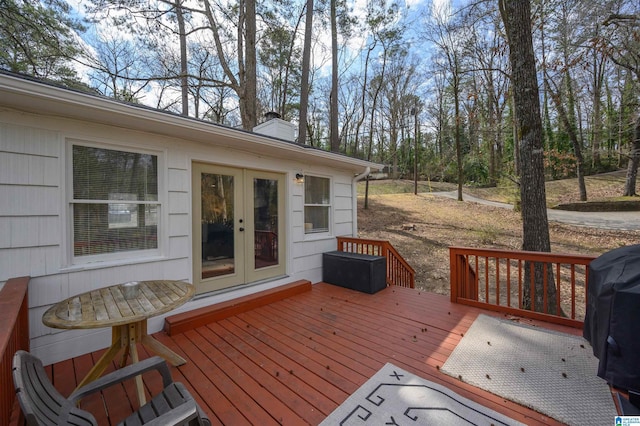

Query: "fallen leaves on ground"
<box><xmin>357</xmin><ymin>193</ymin><xmax>640</xmax><ymax>294</ymax></box>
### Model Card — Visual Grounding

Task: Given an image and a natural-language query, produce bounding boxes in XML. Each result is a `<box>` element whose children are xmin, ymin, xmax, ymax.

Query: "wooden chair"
<box><xmin>12</xmin><ymin>350</ymin><xmax>211</xmax><ymax>426</ymax></box>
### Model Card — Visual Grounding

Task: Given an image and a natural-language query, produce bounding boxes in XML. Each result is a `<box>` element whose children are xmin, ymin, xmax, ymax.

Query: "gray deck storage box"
<box><xmin>322</xmin><ymin>251</ymin><xmax>386</xmax><ymax>294</ymax></box>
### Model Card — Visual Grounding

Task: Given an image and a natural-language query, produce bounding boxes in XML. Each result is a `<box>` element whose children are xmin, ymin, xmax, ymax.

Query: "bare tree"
<box><xmin>465</xmin><ymin>7</ymin><xmax>509</xmax><ymax>187</ymax></box>
<box><xmin>541</xmin><ymin>0</ymin><xmax>587</xmax><ymax>200</ymax></box>
<box><xmin>589</xmin><ymin>23</ymin><xmax>608</xmax><ymax>169</ymax></box>
<box><xmin>298</xmin><ymin>0</ymin><xmax>314</xmax><ymax>144</ymax></box>
<box><xmin>329</xmin><ymin>0</ymin><xmax>339</xmax><ymax>152</ymax></box>
<box><xmin>352</xmin><ymin>0</ymin><xmax>403</xmax><ymax>163</ymax></box>
<box><xmin>425</xmin><ymin>4</ymin><xmax>466</xmax><ymax>201</ymax></box>
<box><xmin>175</xmin><ymin>0</ymin><xmax>188</xmax><ymax>116</ymax></box>
<box><xmin>544</xmin><ymin>73</ymin><xmax>588</xmax><ymax>201</ymax></box>
<box><xmin>381</xmin><ymin>53</ymin><xmax>420</xmax><ymax>180</ymax></box>
<box><xmin>602</xmin><ymin>10</ymin><xmax>640</xmax><ymax>196</ymax></box>
<box><xmin>87</xmin><ymin>0</ymin><xmax>258</xmax><ymax>128</ymax></box>
<box><xmin>88</xmin><ymin>35</ymin><xmax>150</xmax><ymax>101</ymax></box>
<box><xmin>499</xmin><ymin>0</ymin><xmax>558</xmax><ymax>314</ymax></box>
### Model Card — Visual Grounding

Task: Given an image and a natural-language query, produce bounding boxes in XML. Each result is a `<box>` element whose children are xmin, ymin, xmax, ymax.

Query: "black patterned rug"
<box><xmin>320</xmin><ymin>363</ymin><xmax>524</xmax><ymax>425</ymax></box>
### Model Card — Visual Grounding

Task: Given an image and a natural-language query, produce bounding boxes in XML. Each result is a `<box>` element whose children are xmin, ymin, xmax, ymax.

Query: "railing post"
<box><xmin>450</xmin><ymin>248</ymin><xmax>458</xmax><ymax>303</ymax></box>
<box><xmin>0</xmin><ymin>276</ymin><xmax>30</xmax><ymax>426</ymax></box>
<box><xmin>383</xmin><ymin>242</ymin><xmax>391</xmax><ymax>286</ymax></box>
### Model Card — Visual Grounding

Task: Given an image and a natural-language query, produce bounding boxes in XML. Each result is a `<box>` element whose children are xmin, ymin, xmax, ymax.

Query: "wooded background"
<box><xmin>1</xmin><ymin>0</ymin><xmax>638</xmax><ymax>196</ymax></box>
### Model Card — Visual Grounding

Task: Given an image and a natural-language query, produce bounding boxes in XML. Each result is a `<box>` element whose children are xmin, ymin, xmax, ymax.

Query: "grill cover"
<box><xmin>583</xmin><ymin>244</ymin><xmax>640</xmax><ymax>392</ymax></box>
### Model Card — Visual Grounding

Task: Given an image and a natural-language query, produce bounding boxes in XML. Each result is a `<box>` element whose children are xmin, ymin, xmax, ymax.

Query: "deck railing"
<box><xmin>337</xmin><ymin>237</ymin><xmax>415</xmax><ymax>288</ymax></box>
<box><xmin>0</xmin><ymin>277</ymin><xmax>30</xmax><ymax>426</ymax></box>
<box><xmin>450</xmin><ymin>247</ymin><xmax>596</xmax><ymax>328</ymax></box>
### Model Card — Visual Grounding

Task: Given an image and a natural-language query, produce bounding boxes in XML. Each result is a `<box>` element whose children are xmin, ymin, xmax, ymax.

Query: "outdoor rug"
<box><xmin>320</xmin><ymin>362</ymin><xmax>525</xmax><ymax>425</ymax></box>
<box><xmin>441</xmin><ymin>314</ymin><xmax>617</xmax><ymax>426</ymax></box>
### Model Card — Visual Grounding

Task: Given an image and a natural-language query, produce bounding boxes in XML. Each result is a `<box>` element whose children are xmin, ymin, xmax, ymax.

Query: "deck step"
<box><xmin>163</xmin><ymin>280</ymin><xmax>312</xmax><ymax>335</ymax></box>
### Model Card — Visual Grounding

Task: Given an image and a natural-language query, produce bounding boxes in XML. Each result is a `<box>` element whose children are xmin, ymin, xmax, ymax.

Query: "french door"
<box><xmin>192</xmin><ymin>163</ymin><xmax>285</xmax><ymax>294</ymax></box>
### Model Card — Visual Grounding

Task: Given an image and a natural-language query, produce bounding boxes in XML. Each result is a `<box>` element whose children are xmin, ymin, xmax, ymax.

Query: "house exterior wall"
<box><xmin>0</xmin><ymin>107</ymin><xmax>360</xmax><ymax>365</ymax></box>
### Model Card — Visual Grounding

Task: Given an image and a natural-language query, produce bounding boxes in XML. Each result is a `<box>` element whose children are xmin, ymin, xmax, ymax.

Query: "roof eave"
<box><xmin>0</xmin><ymin>73</ymin><xmax>383</xmax><ymax>173</ymax></box>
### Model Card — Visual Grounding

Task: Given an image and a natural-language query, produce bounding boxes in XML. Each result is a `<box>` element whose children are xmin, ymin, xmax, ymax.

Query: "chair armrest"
<box><xmin>69</xmin><ymin>356</ymin><xmax>173</xmax><ymax>403</ymax></box>
<box><xmin>119</xmin><ymin>400</ymin><xmax>199</xmax><ymax>426</ymax></box>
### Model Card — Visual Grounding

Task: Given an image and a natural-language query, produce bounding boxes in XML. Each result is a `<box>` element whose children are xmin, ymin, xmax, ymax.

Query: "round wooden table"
<box><xmin>43</xmin><ymin>280</ymin><xmax>194</xmax><ymax>405</ymax></box>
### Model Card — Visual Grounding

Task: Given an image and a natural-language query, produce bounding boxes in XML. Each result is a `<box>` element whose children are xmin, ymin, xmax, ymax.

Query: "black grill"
<box><xmin>583</xmin><ymin>244</ymin><xmax>640</xmax><ymax>413</ymax></box>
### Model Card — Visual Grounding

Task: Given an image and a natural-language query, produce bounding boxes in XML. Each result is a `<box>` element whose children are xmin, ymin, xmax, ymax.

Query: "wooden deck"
<box><xmin>42</xmin><ymin>282</ymin><xmax>592</xmax><ymax>425</ymax></box>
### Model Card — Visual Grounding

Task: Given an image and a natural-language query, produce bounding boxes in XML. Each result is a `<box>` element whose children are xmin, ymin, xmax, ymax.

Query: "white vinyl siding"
<box><xmin>0</xmin><ymin>123</ymin><xmax>61</xmax><ymax>278</ymax></box>
<box><xmin>0</xmin><ymin>103</ymin><xmax>364</xmax><ymax>367</ymax></box>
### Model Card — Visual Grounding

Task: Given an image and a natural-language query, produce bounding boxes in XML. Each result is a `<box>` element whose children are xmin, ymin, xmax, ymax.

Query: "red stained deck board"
<box><xmin>276</xmin><ymin>289</ymin><xmax>461</xmax><ymax>363</ymax></box>
<box><xmin>196</xmin><ymin>323</ymin><xmax>326</xmax><ymax>424</ymax></box>
<box><xmin>186</xmin><ymin>325</ymin><xmax>309</xmax><ymax>425</ymax></box>
<box><xmin>164</xmin><ymin>280</ymin><xmax>312</xmax><ymax>335</ymax></box>
<box><xmin>74</xmin><ymin>351</ymin><xmax>111</xmax><ymax>424</ymax></box>
<box><xmin>156</xmin><ymin>331</ymin><xmax>255</xmax><ymax>426</ymax></box>
<box><xmin>213</xmin><ymin>318</ymin><xmax>346</xmax><ymax>409</ymax></box>
<box><xmin>226</xmin><ymin>313</ymin><xmax>361</xmax><ymax>394</ymax></box>
<box><xmin>49</xmin><ymin>358</ymin><xmax>75</xmax><ymax>397</ymax></box>
<box><xmin>98</xmin><ymin>350</ymin><xmax>141</xmax><ymax>422</ymax></box>
<box><xmin>40</xmin><ymin>282</ymin><xmax>583</xmax><ymax>426</ymax></box>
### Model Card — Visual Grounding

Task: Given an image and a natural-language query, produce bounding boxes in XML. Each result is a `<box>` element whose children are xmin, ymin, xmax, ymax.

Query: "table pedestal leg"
<box><xmin>127</xmin><ymin>322</ymin><xmax>146</xmax><ymax>405</ymax></box>
<box><xmin>75</xmin><ymin>327</ymin><xmax>124</xmax><ymax>390</ymax></box>
<box><xmin>75</xmin><ymin>319</ymin><xmax>187</xmax><ymax>407</ymax></box>
<box><xmin>139</xmin><ymin>321</ymin><xmax>186</xmax><ymax>366</ymax></box>
<box><xmin>74</xmin><ymin>323</ymin><xmax>147</xmax><ymax>406</ymax></box>
<box><xmin>120</xmin><ymin>339</ymin><xmax>130</xmax><ymax>368</ymax></box>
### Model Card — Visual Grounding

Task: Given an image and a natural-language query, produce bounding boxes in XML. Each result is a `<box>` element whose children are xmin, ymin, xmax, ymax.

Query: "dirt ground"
<box><xmin>357</xmin><ymin>191</ymin><xmax>640</xmax><ymax>295</ymax></box>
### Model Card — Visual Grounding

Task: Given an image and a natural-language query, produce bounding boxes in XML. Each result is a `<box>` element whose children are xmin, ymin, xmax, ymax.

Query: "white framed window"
<box><xmin>304</xmin><ymin>175</ymin><xmax>330</xmax><ymax>234</ymax></box>
<box><xmin>70</xmin><ymin>143</ymin><xmax>160</xmax><ymax>261</ymax></box>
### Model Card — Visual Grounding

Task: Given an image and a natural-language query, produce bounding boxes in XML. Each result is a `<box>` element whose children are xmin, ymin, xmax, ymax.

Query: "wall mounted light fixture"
<box><xmin>295</xmin><ymin>173</ymin><xmax>305</xmax><ymax>184</ymax></box>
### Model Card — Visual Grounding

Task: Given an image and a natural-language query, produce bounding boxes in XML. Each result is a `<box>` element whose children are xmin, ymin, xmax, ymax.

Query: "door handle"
<box><xmin>239</xmin><ymin>227</ymin><xmax>245</xmax><ymax>232</ymax></box>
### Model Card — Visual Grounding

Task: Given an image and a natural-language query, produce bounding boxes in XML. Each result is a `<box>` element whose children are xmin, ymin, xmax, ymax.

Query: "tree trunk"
<box><xmin>437</xmin><ymin>91</ymin><xmax>444</xmax><ymax>162</ymax></box>
<box><xmin>454</xmin><ymin>73</ymin><xmax>463</xmax><ymax>201</ymax></box>
<box><xmin>545</xmin><ymin>77</ymin><xmax>587</xmax><ymax>201</ymax></box>
<box><xmin>236</xmin><ymin>0</ymin><xmax>256</xmax><ymax>130</ymax></box>
<box><xmin>175</xmin><ymin>0</ymin><xmax>188</xmax><ymax>116</ymax></box>
<box><xmin>414</xmin><ymin>112</ymin><xmax>418</xmax><ymax>195</ymax></box>
<box><xmin>329</xmin><ymin>0</ymin><xmax>339</xmax><ymax>152</ymax></box>
<box><xmin>243</xmin><ymin>0</ymin><xmax>257</xmax><ymax>130</ymax></box>
<box><xmin>201</xmin><ymin>0</ymin><xmax>255</xmax><ymax>129</ymax></box>
<box><xmin>364</xmin><ymin>41</ymin><xmax>388</xmax><ymax>209</ymax></box>
<box><xmin>499</xmin><ymin>0</ymin><xmax>558</xmax><ymax>315</ymax></box>
<box><xmin>297</xmin><ymin>0</ymin><xmax>313</xmax><ymax>144</ymax></box>
<box><xmin>486</xmin><ymin>75</ymin><xmax>497</xmax><ymax>187</ymax></box>
<box><xmin>540</xmin><ymin>7</ymin><xmax>554</xmax><ymax>150</ymax></box>
<box><xmin>624</xmin><ymin>115</ymin><xmax>640</xmax><ymax>196</ymax></box>
<box><xmin>591</xmin><ymin>35</ymin><xmax>605</xmax><ymax>169</ymax></box>
<box><xmin>364</xmin><ymin>176</ymin><xmax>370</xmax><ymax>209</ymax></box>
<box><xmin>353</xmin><ymin>41</ymin><xmax>376</xmax><ymax>160</ymax></box>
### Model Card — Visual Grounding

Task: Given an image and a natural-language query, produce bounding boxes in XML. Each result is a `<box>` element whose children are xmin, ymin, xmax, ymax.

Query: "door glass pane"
<box><xmin>201</xmin><ymin>173</ymin><xmax>235</xmax><ymax>279</ymax></box>
<box><xmin>254</xmin><ymin>178</ymin><xmax>278</xmax><ymax>269</ymax></box>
